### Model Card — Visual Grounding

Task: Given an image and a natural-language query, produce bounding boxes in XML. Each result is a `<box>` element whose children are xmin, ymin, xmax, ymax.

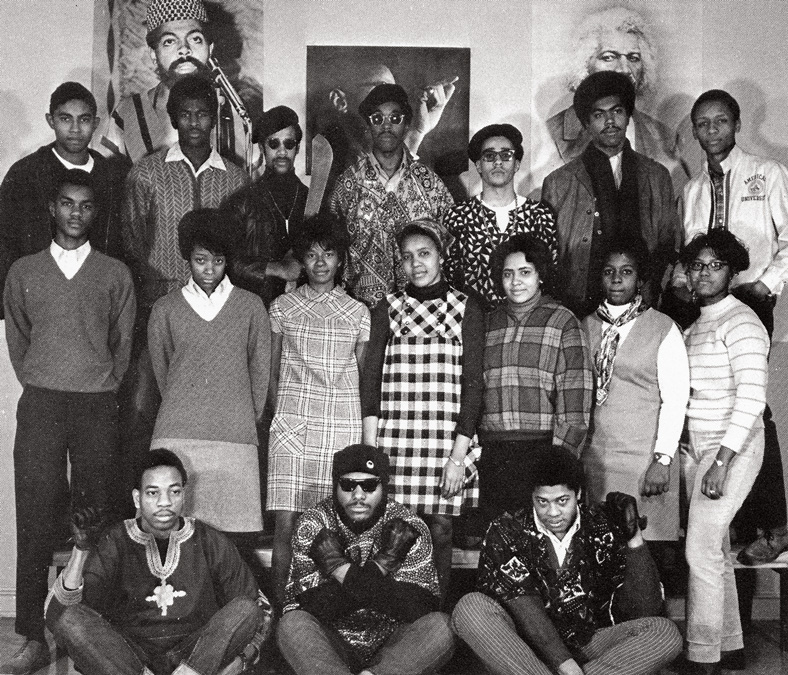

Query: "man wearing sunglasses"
<box><xmin>444</xmin><ymin>124</ymin><xmax>557</xmax><ymax>309</ymax></box>
<box><xmin>542</xmin><ymin>71</ymin><xmax>678</xmax><ymax>318</ymax></box>
<box><xmin>330</xmin><ymin>84</ymin><xmax>454</xmax><ymax>307</ymax></box>
<box><xmin>278</xmin><ymin>444</ymin><xmax>455</xmax><ymax>675</ymax></box>
<box><xmin>221</xmin><ymin>105</ymin><xmax>308</xmax><ymax>308</ymax></box>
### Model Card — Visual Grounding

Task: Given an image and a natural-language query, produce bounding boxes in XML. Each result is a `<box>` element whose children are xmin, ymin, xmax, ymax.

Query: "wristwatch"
<box><xmin>653</xmin><ymin>453</ymin><xmax>672</xmax><ymax>466</ymax></box>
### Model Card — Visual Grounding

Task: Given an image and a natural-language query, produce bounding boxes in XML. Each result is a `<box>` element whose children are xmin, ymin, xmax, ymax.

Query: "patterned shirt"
<box><xmin>444</xmin><ymin>196</ymin><xmax>557</xmax><ymax>308</ymax></box>
<box><xmin>480</xmin><ymin>295</ymin><xmax>592</xmax><ymax>452</ymax></box>
<box><xmin>285</xmin><ymin>498</ymin><xmax>440</xmax><ymax>662</ymax></box>
<box><xmin>329</xmin><ymin>151</ymin><xmax>454</xmax><ymax>307</ymax></box>
<box><xmin>477</xmin><ymin>505</ymin><xmax>627</xmax><ymax>650</ymax></box>
<box><xmin>122</xmin><ymin>144</ymin><xmax>248</xmax><ymax>308</ymax></box>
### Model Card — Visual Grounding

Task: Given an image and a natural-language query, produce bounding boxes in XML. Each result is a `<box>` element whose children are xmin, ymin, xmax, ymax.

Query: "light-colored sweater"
<box><xmin>148</xmin><ymin>286</ymin><xmax>270</xmax><ymax>445</ymax></box>
<box><xmin>3</xmin><ymin>248</ymin><xmax>135</xmax><ymax>392</ymax></box>
<box><xmin>684</xmin><ymin>294</ymin><xmax>769</xmax><ymax>452</ymax></box>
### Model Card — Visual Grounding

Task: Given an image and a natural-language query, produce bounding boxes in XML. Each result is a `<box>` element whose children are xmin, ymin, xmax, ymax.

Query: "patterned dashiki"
<box><xmin>329</xmin><ymin>151</ymin><xmax>454</xmax><ymax>307</ymax></box>
<box><xmin>268</xmin><ymin>284</ymin><xmax>371</xmax><ymax>511</ymax></box>
<box><xmin>444</xmin><ymin>196</ymin><xmax>557</xmax><ymax>308</ymax></box>
<box><xmin>284</xmin><ymin>498</ymin><xmax>440</xmax><ymax>663</ymax></box>
<box><xmin>378</xmin><ymin>287</ymin><xmax>479</xmax><ymax>515</ymax></box>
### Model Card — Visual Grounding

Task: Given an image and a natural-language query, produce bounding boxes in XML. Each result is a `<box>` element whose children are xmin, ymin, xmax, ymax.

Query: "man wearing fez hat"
<box><xmin>277</xmin><ymin>444</ymin><xmax>455</xmax><ymax>675</ymax></box>
<box><xmin>99</xmin><ymin>0</ymin><xmax>250</xmax><ymax>169</ymax></box>
<box><xmin>444</xmin><ymin>123</ymin><xmax>557</xmax><ymax>309</ymax></box>
<box><xmin>221</xmin><ymin>105</ymin><xmax>309</xmax><ymax>308</ymax></box>
<box><xmin>329</xmin><ymin>83</ymin><xmax>454</xmax><ymax>307</ymax></box>
<box><xmin>542</xmin><ymin>71</ymin><xmax>677</xmax><ymax>318</ymax></box>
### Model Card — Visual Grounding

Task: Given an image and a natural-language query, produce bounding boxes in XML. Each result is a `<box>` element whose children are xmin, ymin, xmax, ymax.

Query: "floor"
<box><xmin>1</xmin><ymin>617</ymin><xmax>785</xmax><ymax>674</ymax></box>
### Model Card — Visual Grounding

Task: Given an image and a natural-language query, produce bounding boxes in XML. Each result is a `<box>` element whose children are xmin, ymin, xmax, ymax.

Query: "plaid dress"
<box><xmin>268</xmin><ymin>285</ymin><xmax>371</xmax><ymax>511</ymax></box>
<box><xmin>378</xmin><ymin>287</ymin><xmax>479</xmax><ymax>515</ymax></box>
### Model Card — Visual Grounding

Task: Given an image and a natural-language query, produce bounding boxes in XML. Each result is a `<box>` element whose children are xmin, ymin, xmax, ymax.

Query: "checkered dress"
<box><xmin>378</xmin><ymin>288</ymin><xmax>479</xmax><ymax>515</ymax></box>
<box><xmin>267</xmin><ymin>285</ymin><xmax>371</xmax><ymax>511</ymax></box>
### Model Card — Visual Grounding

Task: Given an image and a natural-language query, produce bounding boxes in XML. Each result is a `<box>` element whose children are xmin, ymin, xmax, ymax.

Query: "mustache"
<box><xmin>168</xmin><ymin>56</ymin><xmax>207</xmax><ymax>73</ymax></box>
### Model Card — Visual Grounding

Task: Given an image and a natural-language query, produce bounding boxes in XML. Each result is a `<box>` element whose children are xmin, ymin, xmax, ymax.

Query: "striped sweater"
<box><xmin>684</xmin><ymin>294</ymin><xmax>768</xmax><ymax>452</ymax></box>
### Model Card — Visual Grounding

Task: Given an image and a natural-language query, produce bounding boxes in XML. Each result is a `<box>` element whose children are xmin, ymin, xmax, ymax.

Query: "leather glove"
<box><xmin>604</xmin><ymin>492</ymin><xmax>647</xmax><ymax>541</ymax></box>
<box><xmin>309</xmin><ymin>528</ymin><xmax>348</xmax><ymax>577</ymax></box>
<box><xmin>70</xmin><ymin>506</ymin><xmax>107</xmax><ymax>551</ymax></box>
<box><xmin>373</xmin><ymin>518</ymin><xmax>419</xmax><ymax>576</ymax></box>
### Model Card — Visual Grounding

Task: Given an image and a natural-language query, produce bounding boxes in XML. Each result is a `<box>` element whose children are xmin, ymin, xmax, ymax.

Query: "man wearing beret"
<box><xmin>444</xmin><ymin>123</ymin><xmax>557</xmax><ymax>309</ymax></box>
<box><xmin>99</xmin><ymin>0</ymin><xmax>250</xmax><ymax>170</ymax></box>
<box><xmin>277</xmin><ymin>444</ymin><xmax>455</xmax><ymax>675</ymax></box>
<box><xmin>221</xmin><ymin>105</ymin><xmax>308</xmax><ymax>308</ymax></box>
<box><xmin>452</xmin><ymin>447</ymin><xmax>682</xmax><ymax>675</ymax></box>
<box><xmin>541</xmin><ymin>71</ymin><xmax>678</xmax><ymax>318</ymax></box>
<box><xmin>329</xmin><ymin>83</ymin><xmax>454</xmax><ymax>307</ymax></box>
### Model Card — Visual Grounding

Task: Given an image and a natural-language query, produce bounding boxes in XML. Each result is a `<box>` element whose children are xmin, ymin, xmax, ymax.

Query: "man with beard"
<box><xmin>542</xmin><ymin>72</ymin><xmax>677</xmax><ymax>318</ymax></box>
<box><xmin>221</xmin><ymin>105</ymin><xmax>307</xmax><ymax>308</ymax></box>
<box><xmin>277</xmin><ymin>444</ymin><xmax>455</xmax><ymax>675</ymax></box>
<box><xmin>100</xmin><ymin>0</ymin><xmax>249</xmax><ymax>169</ymax></box>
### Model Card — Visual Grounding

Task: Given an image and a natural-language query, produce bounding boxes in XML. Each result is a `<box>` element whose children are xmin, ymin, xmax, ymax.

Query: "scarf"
<box><xmin>594</xmin><ymin>295</ymin><xmax>647</xmax><ymax>405</ymax></box>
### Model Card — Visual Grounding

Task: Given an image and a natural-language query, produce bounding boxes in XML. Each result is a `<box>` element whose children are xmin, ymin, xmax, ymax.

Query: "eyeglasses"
<box><xmin>368</xmin><ymin>111</ymin><xmax>405</xmax><ymax>126</ymax></box>
<box><xmin>265</xmin><ymin>138</ymin><xmax>298</xmax><ymax>150</ymax></box>
<box><xmin>688</xmin><ymin>260</ymin><xmax>729</xmax><ymax>272</ymax></box>
<box><xmin>338</xmin><ymin>477</ymin><xmax>381</xmax><ymax>493</ymax></box>
<box><xmin>480</xmin><ymin>149</ymin><xmax>516</xmax><ymax>163</ymax></box>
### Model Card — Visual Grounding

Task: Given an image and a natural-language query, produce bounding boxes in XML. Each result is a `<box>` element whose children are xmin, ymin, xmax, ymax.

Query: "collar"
<box><xmin>166</xmin><ymin>142</ymin><xmax>226</xmax><ymax>176</ymax></box>
<box><xmin>705</xmin><ymin>144</ymin><xmax>742</xmax><ymax>177</ymax></box>
<box><xmin>477</xmin><ymin>194</ymin><xmax>526</xmax><ymax>212</ymax></box>
<box><xmin>184</xmin><ymin>274</ymin><xmax>233</xmax><ymax>300</ymax></box>
<box><xmin>301</xmin><ymin>283</ymin><xmax>342</xmax><ymax>302</ymax></box>
<box><xmin>50</xmin><ymin>239</ymin><xmax>91</xmax><ymax>260</ymax></box>
<box><xmin>52</xmin><ymin>147</ymin><xmax>95</xmax><ymax>172</ymax></box>
<box><xmin>366</xmin><ymin>148</ymin><xmax>409</xmax><ymax>188</ymax></box>
<box><xmin>405</xmin><ymin>278</ymin><xmax>449</xmax><ymax>302</ymax></box>
<box><xmin>534</xmin><ymin>507</ymin><xmax>582</xmax><ymax>565</ymax></box>
<box><xmin>124</xmin><ymin>516</ymin><xmax>195</xmax><ymax>579</ymax></box>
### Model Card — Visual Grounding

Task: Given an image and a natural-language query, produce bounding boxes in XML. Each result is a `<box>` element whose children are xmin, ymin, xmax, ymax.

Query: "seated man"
<box><xmin>452</xmin><ymin>447</ymin><xmax>681</xmax><ymax>675</ymax></box>
<box><xmin>45</xmin><ymin>449</ymin><xmax>272</xmax><ymax>675</ymax></box>
<box><xmin>277</xmin><ymin>444</ymin><xmax>455</xmax><ymax>675</ymax></box>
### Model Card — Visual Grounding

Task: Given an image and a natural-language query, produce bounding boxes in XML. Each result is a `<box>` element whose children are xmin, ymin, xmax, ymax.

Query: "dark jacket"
<box><xmin>0</xmin><ymin>143</ymin><xmax>129</xmax><ymax>318</ymax></box>
<box><xmin>542</xmin><ymin>149</ymin><xmax>679</xmax><ymax>318</ymax></box>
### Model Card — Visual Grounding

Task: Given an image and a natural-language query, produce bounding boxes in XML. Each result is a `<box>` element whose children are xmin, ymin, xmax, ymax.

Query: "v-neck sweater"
<box><xmin>148</xmin><ymin>286</ymin><xmax>271</xmax><ymax>445</ymax></box>
<box><xmin>3</xmin><ymin>248</ymin><xmax>135</xmax><ymax>392</ymax></box>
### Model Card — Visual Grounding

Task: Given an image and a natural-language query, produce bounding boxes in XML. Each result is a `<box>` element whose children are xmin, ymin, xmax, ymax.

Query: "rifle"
<box><xmin>208</xmin><ymin>56</ymin><xmax>254</xmax><ymax>177</ymax></box>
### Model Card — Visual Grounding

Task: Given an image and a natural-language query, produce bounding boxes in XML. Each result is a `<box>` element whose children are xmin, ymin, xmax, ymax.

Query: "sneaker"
<box><xmin>1</xmin><ymin>639</ymin><xmax>50</xmax><ymax>675</ymax></box>
<box><xmin>737</xmin><ymin>531</ymin><xmax>788</xmax><ymax>565</ymax></box>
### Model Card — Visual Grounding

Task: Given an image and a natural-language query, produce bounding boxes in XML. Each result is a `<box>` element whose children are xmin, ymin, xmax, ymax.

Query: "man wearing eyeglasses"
<box><xmin>277</xmin><ymin>444</ymin><xmax>455</xmax><ymax>675</ymax></box>
<box><xmin>444</xmin><ymin>124</ymin><xmax>557</xmax><ymax>309</ymax></box>
<box><xmin>676</xmin><ymin>89</ymin><xmax>788</xmax><ymax>568</ymax></box>
<box><xmin>542</xmin><ymin>71</ymin><xmax>678</xmax><ymax>318</ymax></box>
<box><xmin>330</xmin><ymin>84</ymin><xmax>454</xmax><ymax>307</ymax></box>
<box><xmin>221</xmin><ymin>106</ymin><xmax>308</xmax><ymax>308</ymax></box>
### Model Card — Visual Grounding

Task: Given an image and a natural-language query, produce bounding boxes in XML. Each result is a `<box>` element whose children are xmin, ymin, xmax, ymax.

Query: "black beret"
<box><xmin>358</xmin><ymin>84</ymin><xmax>413</xmax><ymax>123</ymax></box>
<box><xmin>573</xmin><ymin>71</ymin><xmax>636</xmax><ymax>125</ymax></box>
<box><xmin>332</xmin><ymin>444</ymin><xmax>390</xmax><ymax>484</ymax></box>
<box><xmin>468</xmin><ymin>123</ymin><xmax>524</xmax><ymax>162</ymax></box>
<box><xmin>252</xmin><ymin>105</ymin><xmax>302</xmax><ymax>144</ymax></box>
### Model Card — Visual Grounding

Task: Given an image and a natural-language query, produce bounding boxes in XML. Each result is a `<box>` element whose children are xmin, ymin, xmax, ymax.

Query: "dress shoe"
<box><xmin>1</xmin><ymin>639</ymin><xmax>50</xmax><ymax>674</ymax></box>
<box><xmin>719</xmin><ymin>648</ymin><xmax>746</xmax><ymax>670</ymax></box>
<box><xmin>738</xmin><ymin>530</ymin><xmax>788</xmax><ymax>565</ymax></box>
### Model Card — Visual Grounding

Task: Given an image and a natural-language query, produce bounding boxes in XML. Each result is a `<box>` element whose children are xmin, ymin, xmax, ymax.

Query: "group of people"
<box><xmin>2</xmin><ymin>1</ymin><xmax>788</xmax><ymax>675</ymax></box>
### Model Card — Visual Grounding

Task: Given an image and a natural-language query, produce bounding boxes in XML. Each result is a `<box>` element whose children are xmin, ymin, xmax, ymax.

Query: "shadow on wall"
<box><xmin>0</xmin><ymin>90</ymin><xmax>33</xmax><ymax>177</ymax></box>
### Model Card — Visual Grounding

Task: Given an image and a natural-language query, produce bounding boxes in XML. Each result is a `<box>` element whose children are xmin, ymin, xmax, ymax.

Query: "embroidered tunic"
<box><xmin>46</xmin><ymin>518</ymin><xmax>261</xmax><ymax>653</ymax></box>
<box><xmin>267</xmin><ymin>284</ymin><xmax>371</xmax><ymax>511</ymax></box>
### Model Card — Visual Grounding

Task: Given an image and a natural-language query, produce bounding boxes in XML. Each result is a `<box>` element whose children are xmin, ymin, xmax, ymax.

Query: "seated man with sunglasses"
<box><xmin>221</xmin><ymin>105</ymin><xmax>308</xmax><ymax>308</ymax></box>
<box><xmin>444</xmin><ymin>124</ymin><xmax>557</xmax><ymax>311</ymax></box>
<box><xmin>277</xmin><ymin>444</ymin><xmax>455</xmax><ymax>675</ymax></box>
<box><xmin>330</xmin><ymin>84</ymin><xmax>454</xmax><ymax>308</ymax></box>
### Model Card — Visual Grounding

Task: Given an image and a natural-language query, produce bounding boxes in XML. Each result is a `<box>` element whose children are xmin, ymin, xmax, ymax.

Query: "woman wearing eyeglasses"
<box><xmin>680</xmin><ymin>229</ymin><xmax>768</xmax><ymax>674</ymax></box>
<box><xmin>221</xmin><ymin>106</ymin><xmax>308</xmax><ymax>308</ymax></box>
<box><xmin>361</xmin><ymin>219</ymin><xmax>484</xmax><ymax>603</ymax></box>
<box><xmin>582</xmin><ymin>237</ymin><xmax>689</xmax><ymax>545</ymax></box>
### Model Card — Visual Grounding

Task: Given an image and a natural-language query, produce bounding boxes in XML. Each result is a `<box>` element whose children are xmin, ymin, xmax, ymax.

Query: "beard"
<box><xmin>335</xmin><ymin>493</ymin><xmax>388</xmax><ymax>535</ymax></box>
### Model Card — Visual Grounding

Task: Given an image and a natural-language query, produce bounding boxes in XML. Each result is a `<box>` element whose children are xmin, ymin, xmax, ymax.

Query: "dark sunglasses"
<box><xmin>338</xmin><ymin>477</ymin><xmax>381</xmax><ymax>493</ymax></box>
<box><xmin>480</xmin><ymin>149</ymin><xmax>516</xmax><ymax>163</ymax></box>
<box><xmin>266</xmin><ymin>138</ymin><xmax>298</xmax><ymax>150</ymax></box>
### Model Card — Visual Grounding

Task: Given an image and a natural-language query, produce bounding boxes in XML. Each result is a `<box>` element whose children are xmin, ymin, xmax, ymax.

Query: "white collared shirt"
<box><xmin>50</xmin><ymin>240</ymin><xmax>91</xmax><ymax>279</ymax></box>
<box><xmin>166</xmin><ymin>143</ymin><xmax>226</xmax><ymax>178</ymax></box>
<box><xmin>609</xmin><ymin>150</ymin><xmax>623</xmax><ymax>190</ymax></box>
<box><xmin>534</xmin><ymin>508</ymin><xmax>581</xmax><ymax>567</ymax></box>
<box><xmin>478</xmin><ymin>194</ymin><xmax>527</xmax><ymax>233</ymax></box>
<box><xmin>181</xmin><ymin>275</ymin><xmax>233</xmax><ymax>321</ymax></box>
<box><xmin>367</xmin><ymin>151</ymin><xmax>405</xmax><ymax>193</ymax></box>
<box><xmin>52</xmin><ymin>147</ymin><xmax>94</xmax><ymax>173</ymax></box>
